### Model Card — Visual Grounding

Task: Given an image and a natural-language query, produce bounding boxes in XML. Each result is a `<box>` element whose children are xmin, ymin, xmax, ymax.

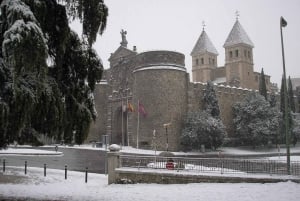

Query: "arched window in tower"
<box><xmin>230</xmin><ymin>51</ymin><xmax>233</xmax><ymax>58</ymax></box>
<box><xmin>201</xmin><ymin>58</ymin><xmax>204</xmax><ymax>64</ymax></box>
<box><xmin>248</xmin><ymin>51</ymin><xmax>251</xmax><ymax>58</ymax></box>
<box><xmin>212</xmin><ymin>59</ymin><xmax>215</xmax><ymax>65</ymax></box>
<box><xmin>244</xmin><ymin>50</ymin><xmax>247</xmax><ymax>57</ymax></box>
<box><xmin>196</xmin><ymin>59</ymin><xmax>199</xmax><ymax>65</ymax></box>
<box><xmin>235</xmin><ymin>49</ymin><xmax>239</xmax><ymax>57</ymax></box>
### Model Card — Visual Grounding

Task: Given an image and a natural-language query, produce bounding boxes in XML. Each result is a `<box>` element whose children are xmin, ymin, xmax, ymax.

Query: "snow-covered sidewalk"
<box><xmin>1</xmin><ymin>166</ymin><xmax>300</xmax><ymax>201</ymax></box>
<box><xmin>0</xmin><ymin>148</ymin><xmax>63</xmax><ymax>156</ymax></box>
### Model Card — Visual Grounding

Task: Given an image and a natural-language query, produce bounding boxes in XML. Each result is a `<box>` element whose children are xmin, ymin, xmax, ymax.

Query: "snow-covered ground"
<box><xmin>0</xmin><ymin>148</ymin><xmax>62</xmax><ymax>156</ymax></box>
<box><xmin>1</xmin><ymin>166</ymin><xmax>300</xmax><ymax>201</ymax></box>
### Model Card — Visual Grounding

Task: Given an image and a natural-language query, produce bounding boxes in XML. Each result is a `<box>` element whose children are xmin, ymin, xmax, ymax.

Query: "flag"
<box><xmin>128</xmin><ymin>102</ymin><xmax>134</xmax><ymax>112</ymax></box>
<box><xmin>138</xmin><ymin>102</ymin><xmax>147</xmax><ymax>117</ymax></box>
<box><xmin>280</xmin><ymin>16</ymin><xmax>287</xmax><ymax>27</ymax></box>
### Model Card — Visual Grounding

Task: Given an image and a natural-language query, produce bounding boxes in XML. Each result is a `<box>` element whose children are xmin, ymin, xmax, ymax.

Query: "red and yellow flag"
<box><xmin>128</xmin><ymin>102</ymin><xmax>134</xmax><ymax>112</ymax></box>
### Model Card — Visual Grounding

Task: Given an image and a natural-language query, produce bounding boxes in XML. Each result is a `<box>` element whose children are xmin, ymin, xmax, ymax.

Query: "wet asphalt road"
<box><xmin>0</xmin><ymin>147</ymin><xmax>107</xmax><ymax>174</ymax></box>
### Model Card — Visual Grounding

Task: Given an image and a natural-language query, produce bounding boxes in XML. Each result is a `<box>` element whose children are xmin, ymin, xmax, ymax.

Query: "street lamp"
<box><xmin>280</xmin><ymin>16</ymin><xmax>290</xmax><ymax>175</ymax></box>
<box><xmin>163</xmin><ymin>123</ymin><xmax>171</xmax><ymax>152</ymax></box>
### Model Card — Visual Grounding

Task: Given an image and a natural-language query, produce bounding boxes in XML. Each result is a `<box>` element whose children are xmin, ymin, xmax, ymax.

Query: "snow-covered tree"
<box><xmin>0</xmin><ymin>0</ymin><xmax>107</xmax><ymax>148</ymax></box>
<box><xmin>288</xmin><ymin>76</ymin><xmax>295</xmax><ymax>113</ymax></box>
<box><xmin>233</xmin><ymin>93</ymin><xmax>280</xmax><ymax>147</ymax></box>
<box><xmin>292</xmin><ymin>114</ymin><xmax>300</xmax><ymax>146</ymax></box>
<box><xmin>181</xmin><ymin>111</ymin><xmax>226</xmax><ymax>151</ymax></box>
<box><xmin>181</xmin><ymin>81</ymin><xmax>226</xmax><ymax>151</ymax></box>
<box><xmin>203</xmin><ymin>81</ymin><xmax>220</xmax><ymax>118</ymax></box>
<box><xmin>259</xmin><ymin>68</ymin><xmax>267</xmax><ymax>100</ymax></box>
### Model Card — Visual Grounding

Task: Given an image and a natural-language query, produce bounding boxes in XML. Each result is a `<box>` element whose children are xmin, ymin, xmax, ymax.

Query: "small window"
<box><xmin>244</xmin><ymin>50</ymin><xmax>247</xmax><ymax>57</ymax></box>
<box><xmin>248</xmin><ymin>72</ymin><xmax>250</xmax><ymax>76</ymax></box>
<box><xmin>196</xmin><ymin>59</ymin><xmax>199</xmax><ymax>65</ymax></box>
<box><xmin>201</xmin><ymin>58</ymin><xmax>204</xmax><ymax>64</ymax></box>
<box><xmin>235</xmin><ymin>50</ymin><xmax>239</xmax><ymax>57</ymax></box>
<box><xmin>212</xmin><ymin>59</ymin><xmax>215</xmax><ymax>65</ymax></box>
<box><xmin>230</xmin><ymin>51</ymin><xmax>233</xmax><ymax>58</ymax></box>
<box><xmin>248</xmin><ymin>51</ymin><xmax>251</xmax><ymax>58</ymax></box>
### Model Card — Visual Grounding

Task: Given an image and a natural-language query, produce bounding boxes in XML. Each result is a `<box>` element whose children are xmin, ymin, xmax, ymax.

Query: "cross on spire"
<box><xmin>235</xmin><ymin>10</ymin><xmax>240</xmax><ymax>20</ymax></box>
<box><xmin>202</xmin><ymin>21</ymin><xmax>206</xmax><ymax>31</ymax></box>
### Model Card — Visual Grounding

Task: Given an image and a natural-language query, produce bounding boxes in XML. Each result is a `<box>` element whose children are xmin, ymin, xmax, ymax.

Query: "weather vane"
<box><xmin>235</xmin><ymin>10</ymin><xmax>240</xmax><ymax>20</ymax></box>
<box><xmin>202</xmin><ymin>21</ymin><xmax>206</xmax><ymax>31</ymax></box>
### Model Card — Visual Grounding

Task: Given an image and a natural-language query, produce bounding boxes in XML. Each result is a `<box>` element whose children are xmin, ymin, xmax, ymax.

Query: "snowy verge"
<box><xmin>1</xmin><ymin>166</ymin><xmax>300</xmax><ymax>201</ymax></box>
<box><xmin>0</xmin><ymin>148</ymin><xmax>63</xmax><ymax>156</ymax></box>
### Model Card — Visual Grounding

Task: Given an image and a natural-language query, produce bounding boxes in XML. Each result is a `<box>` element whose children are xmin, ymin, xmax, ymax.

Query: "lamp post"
<box><xmin>163</xmin><ymin>123</ymin><xmax>171</xmax><ymax>152</ymax></box>
<box><xmin>280</xmin><ymin>16</ymin><xmax>290</xmax><ymax>175</ymax></box>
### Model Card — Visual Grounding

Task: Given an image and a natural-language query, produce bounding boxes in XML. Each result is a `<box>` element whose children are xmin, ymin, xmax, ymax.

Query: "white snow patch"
<box><xmin>1</xmin><ymin>166</ymin><xmax>300</xmax><ymax>201</ymax></box>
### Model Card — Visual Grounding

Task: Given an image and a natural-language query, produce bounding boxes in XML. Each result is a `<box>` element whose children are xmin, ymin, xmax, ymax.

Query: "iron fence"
<box><xmin>120</xmin><ymin>155</ymin><xmax>300</xmax><ymax>176</ymax></box>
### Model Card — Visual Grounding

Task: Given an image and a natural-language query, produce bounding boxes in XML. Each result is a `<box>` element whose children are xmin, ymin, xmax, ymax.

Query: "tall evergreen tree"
<box><xmin>203</xmin><ymin>81</ymin><xmax>220</xmax><ymax>118</ymax></box>
<box><xmin>280</xmin><ymin>75</ymin><xmax>285</xmax><ymax>112</ymax></box>
<box><xmin>0</xmin><ymin>0</ymin><xmax>108</xmax><ymax>148</ymax></box>
<box><xmin>259</xmin><ymin>68</ymin><xmax>268</xmax><ymax>100</ymax></box>
<box><xmin>279</xmin><ymin>75</ymin><xmax>294</xmax><ymax>144</ymax></box>
<box><xmin>288</xmin><ymin>76</ymin><xmax>296</xmax><ymax>113</ymax></box>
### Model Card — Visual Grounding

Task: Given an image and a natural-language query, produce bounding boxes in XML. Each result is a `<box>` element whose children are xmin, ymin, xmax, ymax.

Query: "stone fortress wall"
<box><xmin>87</xmin><ymin>48</ymin><xmax>275</xmax><ymax>151</ymax></box>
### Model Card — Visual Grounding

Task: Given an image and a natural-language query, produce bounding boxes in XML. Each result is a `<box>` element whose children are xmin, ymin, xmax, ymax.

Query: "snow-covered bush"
<box><xmin>181</xmin><ymin>111</ymin><xmax>226</xmax><ymax>151</ymax></box>
<box><xmin>232</xmin><ymin>92</ymin><xmax>280</xmax><ymax>147</ymax></box>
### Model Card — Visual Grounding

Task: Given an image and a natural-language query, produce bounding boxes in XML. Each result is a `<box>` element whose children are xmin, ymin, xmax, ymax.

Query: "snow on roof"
<box><xmin>133</xmin><ymin>65</ymin><xmax>186</xmax><ymax>73</ymax></box>
<box><xmin>191</xmin><ymin>30</ymin><xmax>218</xmax><ymax>56</ymax></box>
<box><xmin>224</xmin><ymin>20</ymin><xmax>254</xmax><ymax>48</ymax></box>
<box><xmin>212</xmin><ymin>77</ymin><xmax>226</xmax><ymax>84</ymax></box>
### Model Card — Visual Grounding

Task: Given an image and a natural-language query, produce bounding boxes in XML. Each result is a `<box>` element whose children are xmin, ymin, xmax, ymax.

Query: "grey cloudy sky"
<box><xmin>74</xmin><ymin>0</ymin><xmax>300</xmax><ymax>87</ymax></box>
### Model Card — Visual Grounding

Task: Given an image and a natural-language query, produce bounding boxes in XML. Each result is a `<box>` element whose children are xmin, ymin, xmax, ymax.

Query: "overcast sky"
<box><xmin>73</xmin><ymin>0</ymin><xmax>300</xmax><ymax>87</ymax></box>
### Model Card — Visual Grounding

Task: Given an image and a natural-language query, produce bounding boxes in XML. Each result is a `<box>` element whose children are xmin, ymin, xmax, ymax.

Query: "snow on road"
<box><xmin>0</xmin><ymin>167</ymin><xmax>300</xmax><ymax>201</ymax></box>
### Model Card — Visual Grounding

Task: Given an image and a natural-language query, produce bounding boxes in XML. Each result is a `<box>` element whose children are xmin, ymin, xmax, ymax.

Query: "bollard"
<box><xmin>3</xmin><ymin>159</ymin><xmax>5</xmax><ymax>172</ymax></box>
<box><xmin>25</xmin><ymin>161</ymin><xmax>27</xmax><ymax>175</ymax></box>
<box><xmin>44</xmin><ymin>164</ymin><xmax>46</xmax><ymax>177</ymax></box>
<box><xmin>85</xmin><ymin>167</ymin><xmax>88</xmax><ymax>183</ymax></box>
<box><xmin>65</xmin><ymin>165</ymin><xmax>67</xmax><ymax>180</ymax></box>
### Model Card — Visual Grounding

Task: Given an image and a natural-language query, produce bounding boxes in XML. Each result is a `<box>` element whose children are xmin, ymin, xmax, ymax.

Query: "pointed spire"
<box><xmin>191</xmin><ymin>27</ymin><xmax>218</xmax><ymax>56</ymax></box>
<box><xmin>223</xmin><ymin>19</ymin><xmax>254</xmax><ymax>48</ymax></box>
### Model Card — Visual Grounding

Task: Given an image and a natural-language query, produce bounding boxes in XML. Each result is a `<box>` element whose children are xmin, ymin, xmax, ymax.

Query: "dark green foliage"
<box><xmin>203</xmin><ymin>81</ymin><xmax>220</xmax><ymax>118</ymax></box>
<box><xmin>233</xmin><ymin>93</ymin><xmax>280</xmax><ymax>147</ymax></box>
<box><xmin>259</xmin><ymin>68</ymin><xmax>267</xmax><ymax>100</ymax></box>
<box><xmin>288</xmin><ymin>76</ymin><xmax>295</xmax><ymax>113</ymax></box>
<box><xmin>181</xmin><ymin>111</ymin><xmax>226</xmax><ymax>151</ymax></box>
<box><xmin>269</xmin><ymin>92</ymin><xmax>277</xmax><ymax>108</ymax></box>
<box><xmin>279</xmin><ymin>76</ymin><xmax>294</xmax><ymax>145</ymax></box>
<box><xmin>0</xmin><ymin>0</ymin><xmax>107</xmax><ymax>148</ymax></box>
<box><xmin>61</xmin><ymin>0</ymin><xmax>108</xmax><ymax>46</ymax></box>
<box><xmin>280</xmin><ymin>76</ymin><xmax>285</xmax><ymax>112</ymax></box>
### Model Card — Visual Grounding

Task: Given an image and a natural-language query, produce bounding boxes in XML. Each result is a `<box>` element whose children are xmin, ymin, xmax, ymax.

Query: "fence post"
<box><xmin>3</xmin><ymin>159</ymin><xmax>5</xmax><ymax>172</ymax></box>
<box><xmin>65</xmin><ymin>165</ymin><xmax>67</xmax><ymax>180</ymax></box>
<box><xmin>25</xmin><ymin>161</ymin><xmax>27</xmax><ymax>175</ymax></box>
<box><xmin>85</xmin><ymin>167</ymin><xmax>88</xmax><ymax>183</ymax></box>
<box><xmin>44</xmin><ymin>164</ymin><xmax>46</xmax><ymax>177</ymax></box>
<box><xmin>107</xmin><ymin>145</ymin><xmax>121</xmax><ymax>184</ymax></box>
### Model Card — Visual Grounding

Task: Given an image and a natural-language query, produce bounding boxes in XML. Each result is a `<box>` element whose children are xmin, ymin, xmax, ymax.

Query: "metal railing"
<box><xmin>120</xmin><ymin>155</ymin><xmax>300</xmax><ymax>176</ymax></box>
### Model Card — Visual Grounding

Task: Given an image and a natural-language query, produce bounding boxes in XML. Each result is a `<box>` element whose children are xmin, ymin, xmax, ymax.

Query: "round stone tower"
<box><xmin>132</xmin><ymin>50</ymin><xmax>188</xmax><ymax>151</ymax></box>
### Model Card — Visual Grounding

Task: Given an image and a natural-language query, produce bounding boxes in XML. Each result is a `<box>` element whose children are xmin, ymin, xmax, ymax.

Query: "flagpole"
<box><xmin>137</xmin><ymin>100</ymin><xmax>140</xmax><ymax>149</ymax></box>
<box><xmin>121</xmin><ymin>96</ymin><xmax>124</xmax><ymax>146</ymax></box>
<box><xmin>126</xmin><ymin>89</ymin><xmax>129</xmax><ymax>146</ymax></box>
